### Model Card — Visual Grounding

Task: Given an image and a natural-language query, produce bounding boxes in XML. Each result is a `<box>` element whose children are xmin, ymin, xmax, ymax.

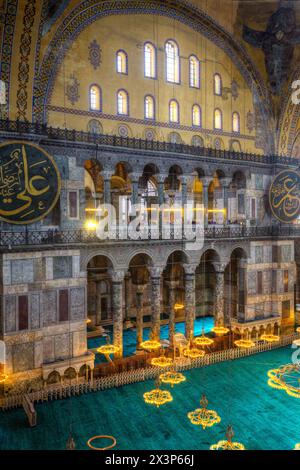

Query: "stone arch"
<box><xmin>46</xmin><ymin>370</ymin><xmax>61</xmax><ymax>385</ymax></box>
<box><xmin>33</xmin><ymin>0</ymin><xmax>272</xmax><ymax>154</ymax></box>
<box><xmin>82</xmin><ymin>250</ymin><xmax>118</xmax><ymax>271</ymax></box>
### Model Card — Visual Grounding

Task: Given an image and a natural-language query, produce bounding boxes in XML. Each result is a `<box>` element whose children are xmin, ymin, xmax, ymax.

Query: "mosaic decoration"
<box><xmin>269</xmin><ymin>169</ymin><xmax>300</xmax><ymax>223</ymax></box>
<box><xmin>88</xmin><ymin>39</ymin><xmax>102</xmax><ymax>69</ymax></box>
<box><xmin>243</xmin><ymin>4</ymin><xmax>300</xmax><ymax>95</ymax></box>
<box><xmin>231</xmin><ymin>79</ymin><xmax>239</xmax><ymax>99</ymax></box>
<box><xmin>118</xmin><ymin>124</ymin><xmax>129</xmax><ymax>137</ymax></box>
<box><xmin>16</xmin><ymin>0</ymin><xmax>36</xmax><ymax>121</ymax></box>
<box><xmin>87</xmin><ymin>119</ymin><xmax>102</xmax><ymax>134</ymax></box>
<box><xmin>66</xmin><ymin>74</ymin><xmax>80</xmax><ymax>105</ymax></box>
<box><xmin>191</xmin><ymin>135</ymin><xmax>204</xmax><ymax>147</ymax></box>
<box><xmin>0</xmin><ymin>0</ymin><xmax>18</xmax><ymax>119</ymax></box>
<box><xmin>246</xmin><ymin>110</ymin><xmax>255</xmax><ymax>133</ymax></box>
<box><xmin>0</xmin><ymin>141</ymin><xmax>61</xmax><ymax>224</ymax></box>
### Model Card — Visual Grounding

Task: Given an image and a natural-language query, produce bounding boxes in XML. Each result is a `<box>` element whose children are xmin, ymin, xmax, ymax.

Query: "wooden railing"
<box><xmin>1</xmin><ymin>332</ymin><xmax>299</xmax><ymax>411</ymax></box>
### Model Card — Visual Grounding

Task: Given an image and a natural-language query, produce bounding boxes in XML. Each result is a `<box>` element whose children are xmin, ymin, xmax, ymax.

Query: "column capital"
<box><xmin>102</xmin><ymin>170</ymin><xmax>114</xmax><ymax>181</ymax></box>
<box><xmin>109</xmin><ymin>269</ymin><xmax>126</xmax><ymax>283</ymax></box>
<box><xmin>200</xmin><ymin>177</ymin><xmax>213</xmax><ymax>187</ymax></box>
<box><xmin>154</xmin><ymin>173</ymin><xmax>168</xmax><ymax>184</ymax></box>
<box><xmin>183</xmin><ymin>264</ymin><xmax>197</xmax><ymax>276</ymax></box>
<box><xmin>212</xmin><ymin>261</ymin><xmax>228</xmax><ymax>273</ymax></box>
<box><xmin>220</xmin><ymin>177</ymin><xmax>232</xmax><ymax>188</ymax></box>
<box><xmin>128</xmin><ymin>172</ymin><xmax>141</xmax><ymax>184</ymax></box>
<box><xmin>149</xmin><ymin>266</ymin><xmax>164</xmax><ymax>279</ymax></box>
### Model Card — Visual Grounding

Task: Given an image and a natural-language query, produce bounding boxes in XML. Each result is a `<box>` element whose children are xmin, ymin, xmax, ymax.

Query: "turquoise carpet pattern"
<box><xmin>1</xmin><ymin>346</ymin><xmax>300</xmax><ymax>450</ymax></box>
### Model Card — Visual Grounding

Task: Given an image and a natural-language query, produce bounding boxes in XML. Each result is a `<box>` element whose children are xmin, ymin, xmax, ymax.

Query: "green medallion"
<box><xmin>0</xmin><ymin>141</ymin><xmax>61</xmax><ymax>224</ymax></box>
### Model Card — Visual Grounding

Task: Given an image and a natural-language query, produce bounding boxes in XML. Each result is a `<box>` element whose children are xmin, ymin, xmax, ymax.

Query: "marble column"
<box><xmin>155</xmin><ymin>174</ymin><xmax>166</xmax><ymax>206</ymax></box>
<box><xmin>167</xmin><ymin>281</ymin><xmax>179</xmax><ymax>348</ymax></box>
<box><xmin>129</xmin><ymin>173</ymin><xmax>140</xmax><ymax>207</ymax></box>
<box><xmin>102</xmin><ymin>170</ymin><xmax>113</xmax><ymax>205</ymax></box>
<box><xmin>221</xmin><ymin>178</ymin><xmax>231</xmax><ymax>225</ymax></box>
<box><xmin>213</xmin><ymin>262</ymin><xmax>227</xmax><ymax>326</ymax></box>
<box><xmin>184</xmin><ymin>265</ymin><xmax>197</xmax><ymax>341</ymax></box>
<box><xmin>149</xmin><ymin>267</ymin><xmax>163</xmax><ymax>341</ymax></box>
<box><xmin>136</xmin><ymin>285</ymin><xmax>145</xmax><ymax>347</ymax></box>
<box><xmin>95</xmin><ymin>280</ymin><xmax>102</xmax><ymax>326</ymax></box>
<box><xmin>201</xmin><ymin>177</ymin><xmax>211</xmax><ymax>228</ymax></box>
<box><xmin>124</xmin><ymin>275</ymin><xmax>131</xmax><ymax>322</ymax></box>
<box><xmin>110</xmin><ymin>270</ymin><xmax>125</xmax><ymax>358</ymax></box>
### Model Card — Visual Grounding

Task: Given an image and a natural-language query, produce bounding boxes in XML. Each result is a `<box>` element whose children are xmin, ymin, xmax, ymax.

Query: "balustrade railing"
<box><xmin>0</xmin><ymin>224</ymin><xmax>299</xmax><ymax>248</ymax></box>
<box><xmin>0</xmin><ymin>118</ymin><xmax>297</xmax><ymax>166</ymax></box>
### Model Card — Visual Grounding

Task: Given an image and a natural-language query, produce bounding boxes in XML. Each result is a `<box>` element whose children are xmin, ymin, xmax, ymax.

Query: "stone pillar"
<box><xmin>124</xmin><ymin>275</ymin><xmax>131</xmax><ymax>322</ymax></box>
<box><xmin>102</xmin><ymin>170</ymin><xmax>113</xmax><ymax>205</ymax></box>
<box><xmin>95</xmin><ymin>280</ymin><xmax>102</xmax><ymax>326</ymax></box>
<box><xmin>110</xmin><ymin>270</ymin><xmax>125</xmax><ymax>358</ymax></box>
<box><xmin>136</xmin><ymin>285</ymin><xmax>145</xmax><ymax>347</ymax></box>
<box><xmin>221</xmin><ymin>178</ymin><xmax>231</xmax><ymax>225</ymax></box>
<box><xmin>201</xmin><ymin>177</ymin><xmax>211</xmax><ymax>228</ymax></box>
<box><xmin>167</xmin><ymin>281</ymin><xmax>179</xmax><ymax>348</ymax></box>
<box><xmin>179</xmin><ymin>175</ymin><xmax>188</xmax><ymax>208</ymax></box>
<box><xmin>149</xmin><ymin>267</ymin><xmax>163</xmax><ymax>341</ymax></box>
<box><xmin>155</xmin><ymin>174</ymin><xmax>166</xmax><ymax>206</ymax></box>
<box><xmin>213</xmin><ymin>262</ymin><xmax>227</xmax><ymax>326</ymax></box>
<box><xmin>183</xmin><ymin>265</ymin><xmax>197</xmax><ymax>341</ymax></box>
<box><xmin>129</xmin><ymin>173</ymin><xmax>140</xmax><ymax>207</ymax></box>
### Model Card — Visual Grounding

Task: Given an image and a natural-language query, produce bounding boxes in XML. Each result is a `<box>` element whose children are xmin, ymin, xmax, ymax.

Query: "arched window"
<box><xmin>117</xmin><ymin>89</ymin><xmax>129</xmax><ymax>115</ymax></box>
<box><xmin>89</xmin><ymin>85</ymin><xmax>101</xmax><ymax>111</ymax></box>
<box><xmin>214</xmin><ymin>108</ymin><xmax>222</xmax><ymax>130</ymax></box>
<box><xmin>169</xmin><ymin>99</ymin><xmax>179</xmax><ymax>123</ymax></box>
<box><xmin>144</xmin><ymin>42</ymin><xmax>156</xmax><ymax>78</ymax></box>
<box><xmin>116</xmin><ymin>50</ymin><xmax>128</xmax><ymax>74</ymax></box>
<box><xmin>214</xmin><ymin>73</ymin><xmax>222</xmax><ymax>96</ymax></box>
<box><xmin>232</xmin><ymin>112</ymin><xmax>240</xmax><ymax>133</ymax></box>
<box><xmin>192</xmin><ymin>104</ymin><xmax>201</xmax><ymax>127</ymax></box>
<box><xmin>145</xmin><ymin>95</ymin><xmax>155</xmax><ymax>119</ymax></box>
<box><xmin>189</xmin><ymin>55</ymin><xmax>200</xmax><ymax>88</ymax></box>
<box><xmin>165</xmin><ymin>40</ymin><xmax>180</xmax><ymax>83</ymax></box>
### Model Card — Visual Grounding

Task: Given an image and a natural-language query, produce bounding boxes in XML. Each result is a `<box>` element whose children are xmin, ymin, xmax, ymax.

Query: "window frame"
<box><xmin>232</xmin><ymin>111</ymin><xmax>240</xmax><ymax>134</ymax></box>
<box><xmin>214</xmin><ymin>108</ymin><xmax>223</xmax><ymax>130</ymax></box>
<box><xmin>165</xmin><ymin>39</ymin><xmax>180</xmax><ymax>84</ymax></box>
<box><xmin>214</xmin><ymin>73</ymin><xmax>222</xmax><ymax>96</ymax></box>
<box><xmin>68</xmin><ymin>190</ymin><xmax>79</xmax><ymax>220</ymax></box>
<box><xmin>89</xmin><ymin>84</ymin><xmax>102</xmax><ymax>112</ymax></box>
<box><xmin>144</xmin><ymin>41</ymin><xmax>157</xmax><ymax>79</ymax></box>
<box><xmin>192</xmin><ymin>103</ymin><xmax>202</xmax><ymax>127</ymax></box>
<box><xmin>169</xmin><ymin>99</ymin><xmax>180</xmax><ymax>124</ymax></box>
<box><xmin>144</xmin><ymin>94</ymin><xmax>155</xmax><ymax>120</ymax></box>
<box><xmin>189</xmin><ymin>55</ymin><xmax>200</xmax><ymax>89</ymax></box>
<box><xmin>117</xmin><ymin>88</ymin><xmax>129</xmax><ymax>116</ymax></box>
<box><xmin>116</xmin><ymin>49</ymin><xmax>128</xmax><ymax>75</ymax></box>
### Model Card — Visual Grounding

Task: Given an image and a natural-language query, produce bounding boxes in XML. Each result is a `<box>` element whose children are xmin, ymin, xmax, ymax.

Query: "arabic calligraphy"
<box><xmin>269</xmin><ymin>170</ymin><xmax>300</xmax><ymax>223</ymax></box>
<box><xmin>0</xmin><ymin>141</ymin><xmax>61</xmax><ymax>224</ymax></box>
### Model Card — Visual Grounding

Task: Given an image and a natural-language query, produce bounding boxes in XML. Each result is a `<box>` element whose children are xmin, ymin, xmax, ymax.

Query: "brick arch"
<box><xmin>33</xmin><ymin>0</ymin><xmax>272</xmax><ymax>152</ymax></box>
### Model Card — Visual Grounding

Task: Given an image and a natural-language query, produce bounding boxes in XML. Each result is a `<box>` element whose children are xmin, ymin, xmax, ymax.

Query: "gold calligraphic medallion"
<box><xmin>269</xmin><ymin>170</ymin><xmax>300</xmax><ymax>223</ymax></box>
<box><xmin>0</xmin><ymin>141</ymin><xmax>61</xmax><ymax>224</ymax></box>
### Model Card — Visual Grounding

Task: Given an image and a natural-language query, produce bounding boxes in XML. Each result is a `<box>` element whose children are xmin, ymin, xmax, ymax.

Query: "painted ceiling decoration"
<box><xmin>243</xmin><ymin>1</ymin><xmax>300</xmax><ymax>95</ymax></box>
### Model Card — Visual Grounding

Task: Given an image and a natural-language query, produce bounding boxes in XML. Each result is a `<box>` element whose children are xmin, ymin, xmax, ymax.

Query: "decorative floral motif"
<box><xmin>118</xmin><ymin>124</ymin><xmax>129</xmax><ymax>137</ymax></box>
<box><xmin>246</xmin><ymin>110</ymin><xmax>255</xmax><ymax>133</ymax></box>
<box><xmin>88</xmin><ymin>39</ymin><xmax>102</xmax><ymax>69</ymax></box>
<box><xmin>66</xmin><ymin>74</ymin><xmax>80</xmax><ymax>105</ymax></box>
<box><xmin>145</xmin><ymin>128</ymin><xmax>155</xmax><ymax>140</ymax></box>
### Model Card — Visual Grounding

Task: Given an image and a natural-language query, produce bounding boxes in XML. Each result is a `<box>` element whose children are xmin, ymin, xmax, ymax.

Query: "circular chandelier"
<box><xmin>140</xmin><ymin>340</ymin><xmax>161</xmax><ymax>351</ymax></box>
<box><xmin>0</xmin><ymin>373</ymin><xmax>8</xmax><ymax>384</ymax></box>
<box><xmin>268</xmin><ymin>364</ymin><xmax>300</xmax><ymax>398</ymax></box>
<box><xmin>183</xmin><ymin>347</ymin><xmax>205</xmax><ymax>359</ymax></box>
<box><xmin>188</xmin><ymin>395</ymin><xmax>221</xmax><ymax>429</ymax></box>
<box><xmin>97</xmin><ymin>344</ymin><xmax>119</xmax><ymax>355</ymax></box>
<box><xmin>210</xmin><ymin>425</ymin><xmax>245</xmax><ymax>451</ymax></box>
<box><xmin>159</xmin><ymin>371</ymin><xmax>186</xmax><ymax>387</ymax></box>
<box><xmin>143</xmin><ymin>382</ymin><xmax>173</xmax><ymax>408</ymax></box>
<box><xmin>234</xmin><ymin>339</ymin><xmax>255</xmax><ymax>349</ymax></box>
<box><xmin>211</xmin><ymin>326</ymin><xmax>230</xmax><ymax>336</ymax></box>
<box><xmin>260</xmin><ymin>334</ymin><xmax>280</xmax><ymax>343</ymax></box>
<box><xmin>87</xmin><ymin>435</ymin><xmax>117</xmax><ymax>450</ymax></box>
<box><xmin>151</xmin><ymin>356</ymin><xmax>173</xmax><ymax>368</ymax></box>
<box><xmin>194</xmin><ymin>335</ymin><xmax>214</xmax><ymax>347</ymax></box>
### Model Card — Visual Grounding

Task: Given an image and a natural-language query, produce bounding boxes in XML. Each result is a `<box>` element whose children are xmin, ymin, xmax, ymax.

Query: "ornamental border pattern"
<box><xmin>47</xmin><ymin>104</ymin><xmax>256</xmax><ymax>142</ymax></box>
<box><xmin>33</xmin><ymin>0</ymin><xmax>271</xmax><ymax>151</ymax></box>
<box><xmin>0</xmin><ymin>0</ymin><xmax>18</xmax><ymax>119</ymax></box>
<box><xmin>16</xmin><ymin>0</ymin><xmax>36</xmax><ymax>121</ymax></box>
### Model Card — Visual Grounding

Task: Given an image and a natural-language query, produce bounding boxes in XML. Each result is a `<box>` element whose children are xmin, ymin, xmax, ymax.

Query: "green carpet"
<box><xmin>1</xmin><ymin>346</ymin><xmax>300</xmax><ymax>450</ymax></box>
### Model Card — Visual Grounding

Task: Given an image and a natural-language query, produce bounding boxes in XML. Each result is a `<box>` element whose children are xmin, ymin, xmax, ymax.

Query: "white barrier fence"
<box><xmin>1</xmin><ymin>332</ymin><xmax>299</xmax><ymax>411</ymax></box>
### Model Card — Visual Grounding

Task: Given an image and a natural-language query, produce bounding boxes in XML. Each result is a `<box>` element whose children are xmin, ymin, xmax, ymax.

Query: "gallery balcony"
<box><xmin>0</xmin><ymin>224</ymin><xmax>299</xmax><ymax>250</ymax></box>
